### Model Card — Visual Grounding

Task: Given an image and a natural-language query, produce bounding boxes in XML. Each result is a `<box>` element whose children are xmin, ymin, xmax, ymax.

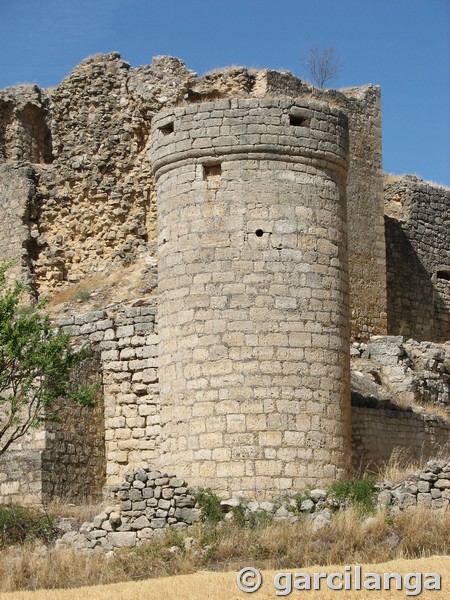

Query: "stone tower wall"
<box><xmin>0</xmin><ymin>84</ymin><xmax>52</xmax><ymax>290</ymax></box>
<box><xmin>152</xmin><ymin>98</ymin><xmax>352</xmax><ymax>497</ymax></box>
<box><xmin>385</xmin><ymin>176</ymin><xmax>450</xmax><ymax>341</ymax></box>
<box><xmin>252</xmin><ymin>72</ymin><xmax>386</xmax><ymax>340</ymax></box>
<box><xmin>340</xmin><ymin>86</ymin><xmax>385</xmax><ymax>340</ymax></box>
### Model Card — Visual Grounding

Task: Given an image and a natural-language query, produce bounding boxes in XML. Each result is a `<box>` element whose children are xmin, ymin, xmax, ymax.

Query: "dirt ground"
<box><xmin>2</xmin><ymin>556</ymin><xmax>449</xmax><ymax>600</ymax></box>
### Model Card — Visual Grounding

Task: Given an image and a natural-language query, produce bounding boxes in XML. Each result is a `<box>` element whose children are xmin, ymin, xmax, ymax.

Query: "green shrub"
<box><xmin>229</xmin><ymin>503</ymin><xmax>273</xmax><ymax>528</ymax></box>
<box><xmin>328</xmin><ymin>477</ymin><xmax>376</xmax><ymax>514</ymax></box>
<box><xmin>290</xmin><ymin>491</ymin><xmax>308</xmax><ymax>515</ymax></box>
<box><xmin>193</xmin><ymin>488</ymin><xmax>223</xmax><ymax>525</ymax></box>
<box><xmin>230</xmin><ymin>504</ymin><xmax>247</xmax><ymax>528</ymax></box>
<box><xmin>76</xmin><ymin>289</ymin><xmax>91</xmax><ymax>302</ymax></box>
<box><xmin>164</xmin><ymin>527</ymin><xmax>185</xmax><ymax>551</ymax></box>
<box><xmin>0</xmin><ymin>505</ymin><xmax>56</xmax><ymax>547</ymax></box>
<box><xmin>0</xmin><ymin>262</ymin><xmax>97</xmax><ymax>456</ymax></box>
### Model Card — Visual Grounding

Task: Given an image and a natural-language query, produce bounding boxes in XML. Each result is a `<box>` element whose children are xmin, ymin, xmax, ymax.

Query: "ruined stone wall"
<box><xmin>152</xmin><ymin>98</ymin><xmax>351</xmax><ymax>497</ymax></box>
<box><xmin>41</xmin><ymin>350</ymin><xmax>105</xmax><ymax>503</ymax></box>
<box><xmin>0</xmin><ymin>429</ymin><xmax>45</xmax><ymax>506</ymax></box>
<box><xmin>341</xmin><ymin>86</ymin><xmax>385</xmax><ymax>340</ymax></box>
<box><xmin>30</xmin><ymin>54</ymin><xmax>195</xmax><ymax>294</ymax></box>
<box><xmin>57</xmin><ymin>303</ymin><xmax>159</xmax><ymax>493</ymax></box>
<box><xmin>0</xmin><ymin>301</ymin><xmax>159</xmax><ymax>505</ymax></box>
<box><xmin>352</xmin><ymin>400</ymin><xmax>450</xmax><ymax>473</ymax></box>
<box><xmin>0</xmin><ymin>55</ymin><xmax>386</xmax><ymax>341</ymax></box>
<box><xmin>0</xmin><ymin>345</ymin><xmax>105</xmax><ymax>506</ymax></box>
<box><xmin>0</xmin><ymin>85</ymin><xmax>52</xmax><ymax>288</ymax></box>
<box><xmin>0</xmin><ymin>164</ymin><xmax>35</xmax><ymax>286</ymax></box>
<box><xmin>0</xmin><ymin>54</ymin><xmax>196</xmax><ymax>296</ymax></box>
<box><xmin>385</xmin><ymin>175</ymin><xmax>450</xmax><ymax>341</ymax></box>
<box><xmin>0</xmin><ymin>84</ymin><xmax>52</xmax><ymax>165</ymax></box>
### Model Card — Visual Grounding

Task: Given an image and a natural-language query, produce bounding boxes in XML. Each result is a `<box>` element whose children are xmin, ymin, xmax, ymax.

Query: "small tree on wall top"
<box><xmin>305</xmin><ymin>46</ymin><xmax>342</xmax><ymax>88</ymax></box>
<box><xmin>0</xmin><ymin>263</ymin><xmax>96</xmax><ymax>456</ymax></box>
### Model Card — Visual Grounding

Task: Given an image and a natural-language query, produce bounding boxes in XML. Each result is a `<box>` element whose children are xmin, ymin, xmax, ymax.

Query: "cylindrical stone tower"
<box><xmin>151</xmin><ymin>98</ymin><xmax>351</xmax><ymax>497</ymax></box>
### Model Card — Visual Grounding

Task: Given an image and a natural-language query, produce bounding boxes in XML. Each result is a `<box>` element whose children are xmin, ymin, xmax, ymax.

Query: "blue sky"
<box><xmin>0</xmin><ymin>0</ymin><xmax>448</xmax><ymax>186</ymax></box>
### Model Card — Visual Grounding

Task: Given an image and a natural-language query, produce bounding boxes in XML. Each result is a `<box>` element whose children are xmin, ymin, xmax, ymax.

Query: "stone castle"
<box><xmin>0</xmin><ymin>53</ymin><xmax>449</xmax><ymax>505</ymax></box>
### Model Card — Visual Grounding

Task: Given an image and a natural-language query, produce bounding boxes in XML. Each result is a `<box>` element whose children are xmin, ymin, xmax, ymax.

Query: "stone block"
<box><xmin>107</xmin><ymin>532</ymin><xmax>137</xmax><ymax>548</ymax></box>
<box><xmin>131</xmin><ymin>515</ymin><xmax>151</xmax><ymax>530</ymax></box>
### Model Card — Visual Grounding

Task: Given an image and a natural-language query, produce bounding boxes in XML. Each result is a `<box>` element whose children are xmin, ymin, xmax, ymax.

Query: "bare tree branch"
<box><xmin>305</xmin><ymin>46</ymin><xmax>342</xmax><ymax>88</ymax></box>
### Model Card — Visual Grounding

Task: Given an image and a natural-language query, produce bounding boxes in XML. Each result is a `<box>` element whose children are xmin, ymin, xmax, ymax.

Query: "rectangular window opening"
<box><xmin>159</xmin><ymin>121</ymin><xmax>174</xmax><ymax>135</ymax></box>
<box><xmin>289</xmin><ymin>114</ymin><xmax>310</xmax><ymax>127</ymax></box>
<box><xmin>203</xmin><ymin>163</ymin><xmax>222</xmax><ymax>179</ymax></box>
<box><xmin>437</xmin><ymin>270</ymin><xmax>450</xmax><ymax>281</ymax></box>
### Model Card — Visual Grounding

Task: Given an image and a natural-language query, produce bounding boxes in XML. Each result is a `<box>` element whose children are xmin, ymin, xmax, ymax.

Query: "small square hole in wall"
<box><xmin>159</xmin><ymin>121</ymin><xmax>174</xmax><ymax>135</ymax></box>
<box><xmin>203</xmin><ymin>163</ymin><xmax>222</xmax><ymax>189</ymax></box>
<box><xmin>289</xmin><ymin>114</ymin><xmax>310</xmax><ymax>127</ymax></box>
<box><xmin>203</xmin><ymin>164</ymin><xmax>222</xmax><ymax>179</ymax></box>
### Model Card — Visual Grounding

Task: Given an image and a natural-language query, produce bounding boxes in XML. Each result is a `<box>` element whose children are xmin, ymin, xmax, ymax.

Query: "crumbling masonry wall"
<box><xmin>152</xmin><ymin>98</ymin><xmax>351</xmax><ymax>496</ymax></box>
<box><xmin>0</xmin><ymin>84</ymin><xmax>52</xmax><ymax>287</ymax></box>
<box><xmin>57</xmin><ymin>303</ymin><xmax>160</xmax><ymax>492</ymax></box>
<box><xmin>0</xmin><ymin>163</ymin><xmax>36</xmax><ymax>285</ymax></box>
<box><xmin>0</xmin><ymin>302</ymin><xmax>159</xmax><ymax>505</ymax></box>
<box><xmin>0</xmin><ymin>429</ymin><xmax>45</xmax><ymax>506</ymax></box>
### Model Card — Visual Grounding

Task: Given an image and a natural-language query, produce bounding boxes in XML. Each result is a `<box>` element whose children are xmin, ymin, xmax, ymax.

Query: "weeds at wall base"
<box><xmin>328</xmin><ymin>476</ymin><xmax>377</xmax><ymax>514</ymax></box>
<box><xmin>0</xmin><ymin>505</ymin><xmax>56</xmax><ymax>548</ymax></box>
<box><xmin>0</xmin><ymin>504</ymin><xmax>449</xmax><ymax>593</ymax></box>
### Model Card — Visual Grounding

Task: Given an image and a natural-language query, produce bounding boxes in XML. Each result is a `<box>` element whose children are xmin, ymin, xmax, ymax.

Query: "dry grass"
<box><xmin>0</xmin><ymin>539</ymin><xmax>197</xmax><ymax>594</ymax></box>
<box><xmin>383</xmin><ymin>172</ymin><xmax>404</xmax><ymax>185</ymax></box>
<box><xmin>377</xmin><ymin>446</ymin><xmax>450</xmax><ymax>483</ymax></box>
<box><xmin>390</xmin><ymin>391</ymin><xmax>450</xmax><ymax>423</ymax></box>
<box><xmin>383</xmin><ymin>171</ymin><xmax>450</xmax><ymax>191</ymax></box>
<box><xmin>376</xmin><ymin>447</ymin><xmax>424</xmax><ymax>483</ymax></box>
<box><xmin>2</xmin><ymin>556</ymin><xmax>450</xmax><ymax>600</ymax></box>
<box><xmin>200</xmin><ymin>65</ymin><xmax>259</xmax><ymax>77</ymax></box>
<box><xmin>45</xmin><ymin>499</ymin><xmax>105</xmax><ymax>524</ymax></box>
<box><xmin>413</xmin><ymin>403</ymin><xmax>450</xmax><ymax>423</ymax></box>
<box><xmin>46</xmin><ymin>274</ymin><xmax>111</xmax><ymax>307</ymax></box>
<box><xmin>45</xmin><ymin>259</ymin><xmax>156</xmax><ymax>311</ymax></box>
<box><xmin>0</xmin><ymin>505</ymin><xmax>449</xmax><ymax>594</ymax></box>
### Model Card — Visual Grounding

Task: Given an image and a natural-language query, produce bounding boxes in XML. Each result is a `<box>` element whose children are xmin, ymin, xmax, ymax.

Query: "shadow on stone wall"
<box><xmin>41</xmin><ymin>348</ymin><xmax>105</xmax><ymax>504</ymax></box>
<box><xmin>0</xmin><ymin>98</ymin><xmax>52</xmax><ymax>164</ymax></box>
<box><xmin>351</xmin><ymin>392</ymin><xmax>450</xmax><ymax>474</ymax></box>
<box><xmin>385</xmin><ymin>216</ymin><xmax>445</xmax><ymax>340</ymax></box>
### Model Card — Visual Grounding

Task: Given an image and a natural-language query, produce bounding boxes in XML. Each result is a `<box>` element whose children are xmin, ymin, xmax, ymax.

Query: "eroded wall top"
<box><xmin>1</xmin><ymin>53</ymin><xmax>385</xmax><ymax>339</ymax></box>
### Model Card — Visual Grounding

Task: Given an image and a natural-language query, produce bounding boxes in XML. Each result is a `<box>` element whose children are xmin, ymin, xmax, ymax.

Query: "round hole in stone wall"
<box><xmin>255</xmin><ymin>229</ymin><xmax>264</xmax><ymax>237</ymax></box>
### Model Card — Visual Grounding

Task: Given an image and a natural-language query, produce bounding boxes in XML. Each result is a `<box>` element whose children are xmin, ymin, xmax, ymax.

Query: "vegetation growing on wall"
<box><xmin>0</xmin><ymin>263</ymin><xmax>96</xmax><ymax>456</ymax></box>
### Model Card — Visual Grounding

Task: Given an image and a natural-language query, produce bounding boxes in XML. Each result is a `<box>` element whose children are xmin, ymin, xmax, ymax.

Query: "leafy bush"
<box><xmin>231</xmin><ymin>505</ymin><xmax>272</xmax><ymax>528</ymax></box>
<box><xmin>193</xmin><ymin>488</ymin><xmax>223</xmax><ymax>525</ymax></box>
<box><xmin>0</xmin><ymin>262</ymin><xmax>96</xmax><ymax>455</ymax></box>
<box><xmin>328</xmin><ymin>477</ymin><xmax>376</xmax><ymax>514</ymax></box>
<box><xmin>0</xmin><ymin>505</ymin><xmax>56</xmax><ymax>547</ymax></box>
